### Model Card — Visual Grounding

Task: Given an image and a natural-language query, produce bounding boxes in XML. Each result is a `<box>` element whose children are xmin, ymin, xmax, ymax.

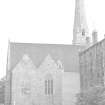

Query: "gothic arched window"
<box><xmin>21</xmin><ymin>81</ymin><xmax>31</xmax><ymax>96</ymax></box>
<box><xmin>82</xmin><ymin>29</ymin><xmax>85</xmax><ymax>36</ymax></box>
<box><xmin>45</xmin><ymin>74</ymin><xmax>53</xmax><ymax>95</ymax></box>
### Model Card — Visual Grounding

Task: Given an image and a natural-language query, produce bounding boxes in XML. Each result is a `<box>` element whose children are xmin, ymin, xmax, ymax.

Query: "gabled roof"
<box><xmin>8</xmin><ymin>42</ymin><xmax>84</xmax><ymax>72</ymax></box>
<box><xmin>38</xmin><ymin>54</ymin><xmax>58</xmax><ymax>70</ymax></box>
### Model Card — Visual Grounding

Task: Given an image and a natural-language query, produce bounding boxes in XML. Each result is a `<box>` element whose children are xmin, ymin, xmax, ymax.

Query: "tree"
<box><xmin>76</xmin><ymin>86</ymin><xmax>105</xmax><ymax>105</ymax></box>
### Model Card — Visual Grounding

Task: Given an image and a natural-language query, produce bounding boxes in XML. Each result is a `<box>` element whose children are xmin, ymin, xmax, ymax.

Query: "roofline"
<box><xmin>79</xmin><ymin>38</ymin><xmax>105</xmax><ymax>55</ymax></box>
<box><xmin>9</xmin><ymin>41</ymin><xmax>86</xmax><ymax>47</ymax></box>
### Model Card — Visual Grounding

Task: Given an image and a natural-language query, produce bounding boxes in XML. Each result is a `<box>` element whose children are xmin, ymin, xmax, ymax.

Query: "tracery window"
<box><xmin>21</xmin><ymin>81</ymin><xmax>31</xmax><ymax>95</ymax></box>
<box><xmin>45</xmin><ymin>75</ymin><xmax>53</xmax><ymax>95</ymax></box>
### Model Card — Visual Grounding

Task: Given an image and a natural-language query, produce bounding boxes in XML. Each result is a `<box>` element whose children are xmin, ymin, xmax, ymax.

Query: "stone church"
<box><xmin>5</xmin><ymin>0</ymin><xmax>91</xmax><ymax>105</ymax></box>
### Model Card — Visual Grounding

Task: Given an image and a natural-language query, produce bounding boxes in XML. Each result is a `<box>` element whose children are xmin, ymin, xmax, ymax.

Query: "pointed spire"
<box><xmin>73</xmin><ymin>0</ymin><xmax>88</xmax><ymax>45</ymax></box>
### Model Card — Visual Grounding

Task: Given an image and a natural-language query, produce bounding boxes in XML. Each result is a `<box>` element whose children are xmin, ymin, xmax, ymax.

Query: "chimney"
<box><xmin>104</xmin><ymin>34</ymin><xmax>105</xmax><ymax>38</ymax></box>
<box><xmin>92</xmin><ymin>30</ymin><xmax>98</xmax><ymax>44</ymax></box>
<box><xmin>86</xmin><ymin>36</ymin><xmax>90</xmax><ymax>46</ymax></box>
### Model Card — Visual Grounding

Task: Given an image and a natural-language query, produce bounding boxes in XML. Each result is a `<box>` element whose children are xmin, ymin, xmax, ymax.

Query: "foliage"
<box><xmin>76</xmin><ymin>86</ymin><xmax>105</xmax><ymax>105</ymax></box>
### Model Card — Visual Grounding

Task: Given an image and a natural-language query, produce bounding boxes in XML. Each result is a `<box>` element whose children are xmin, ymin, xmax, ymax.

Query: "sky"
<box><xmin>0</xmin><ymin>0</ymin><xmax>105</xmax><ymax>79</ymax></box>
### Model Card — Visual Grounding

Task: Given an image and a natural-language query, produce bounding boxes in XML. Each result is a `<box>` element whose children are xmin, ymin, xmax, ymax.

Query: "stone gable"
<box><xmin>10</xmin><ymin>54</ymin><xmax>63</xmax><ymax>105</ymax></box>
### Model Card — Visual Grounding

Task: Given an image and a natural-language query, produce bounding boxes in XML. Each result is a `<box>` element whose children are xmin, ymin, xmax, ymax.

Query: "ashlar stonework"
<box><xmin>11</xmin><ymin>54</ymin><xmax>63</xmax><ymax>105</ymax></box>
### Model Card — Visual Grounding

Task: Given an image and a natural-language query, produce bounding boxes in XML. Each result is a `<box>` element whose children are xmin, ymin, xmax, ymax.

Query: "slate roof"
<box><xmin>8</xmin><ymin>42</ymin><xmax>84</xmax><ymax>72</ymax></box>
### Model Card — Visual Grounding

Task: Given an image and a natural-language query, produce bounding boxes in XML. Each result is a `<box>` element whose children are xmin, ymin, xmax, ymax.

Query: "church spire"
<box><xmin>72</xmin><ymin>0</ymin><xmax>88</xmax><ymax>45</ymax></box>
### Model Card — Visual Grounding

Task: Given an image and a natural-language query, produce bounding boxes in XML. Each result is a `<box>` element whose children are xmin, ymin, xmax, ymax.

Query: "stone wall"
<box><xmin>62</xmin><ymin>72</ymin><xmax>80</xmax><ymax>105</ymax></box>
<box><xmin>6</xmin><ymin>54</ymin><xmax>63</xmax><ymax>105</ymax></box>
<box><xmin>79</xmin><ymin>38</ymin><xmax>105</xmax><ymax>92</ymax></box>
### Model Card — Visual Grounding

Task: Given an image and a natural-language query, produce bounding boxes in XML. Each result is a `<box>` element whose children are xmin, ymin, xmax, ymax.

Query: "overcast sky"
<box><xmin>0</xmin><ymin>0</ymin><xmax>105</xmax><ymax>79</ymax></box>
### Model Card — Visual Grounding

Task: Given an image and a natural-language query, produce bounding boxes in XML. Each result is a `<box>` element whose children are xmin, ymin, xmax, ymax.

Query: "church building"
<box><xmin>5</xmin><ymin>0</ymin><xmax>90</xmax><ymax>105</ymax></box>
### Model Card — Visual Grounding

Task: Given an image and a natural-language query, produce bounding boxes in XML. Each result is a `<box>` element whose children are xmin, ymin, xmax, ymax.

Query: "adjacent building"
<box><xmin>0</xmin><ymin>77</ymin><xmax>5</xmax><ymax>105</ymax></box>
<box><xmin>79</xmin><ymin>38</ymin><xmax>105</xmax><ymax>92</ymax></box>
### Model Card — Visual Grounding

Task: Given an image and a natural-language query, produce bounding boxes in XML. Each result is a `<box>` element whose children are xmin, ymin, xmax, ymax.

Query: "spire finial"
<box><xmin>73</xmin><ymin>0</ymin><xmax>89</xmax><ymax>46</ymax></box>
